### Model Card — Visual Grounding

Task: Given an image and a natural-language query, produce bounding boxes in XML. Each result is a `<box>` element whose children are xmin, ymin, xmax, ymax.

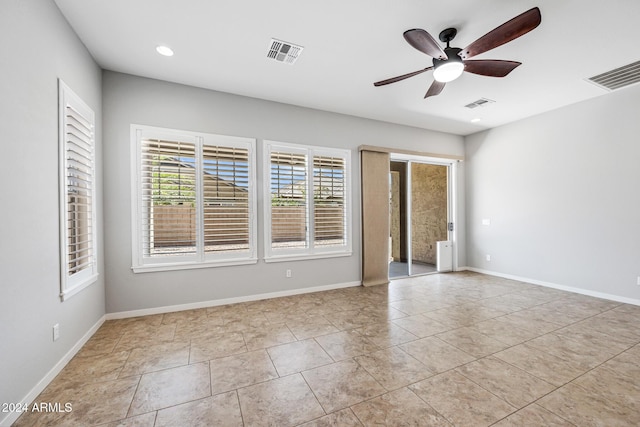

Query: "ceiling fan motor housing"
<box><xmin>433</xmin><ymin>47</ymin><xmax>463</xmax><ymax>68</ymax></box>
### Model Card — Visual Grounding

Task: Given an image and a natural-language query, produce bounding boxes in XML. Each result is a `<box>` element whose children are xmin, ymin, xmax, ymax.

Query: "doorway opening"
<box><xmin>389</xmin><ymin>159</ymin><xmax>451</xmax><ymax>279</ymax></box>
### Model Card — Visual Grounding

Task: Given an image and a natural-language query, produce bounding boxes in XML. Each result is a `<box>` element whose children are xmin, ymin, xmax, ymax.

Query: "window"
<box><xmin>58</xmin><ymin>80</ymin><xmax>98</xmax><ymax>300</ymax></box>
<box><xmin>264</xmin><ymin>141</ymin><xmax>351</xmax><ymax>261</ymax></box>
<box><xmin>131</xmin><ymin>125</ymin><xmax>256</xmax><ymax>272</ymax></box>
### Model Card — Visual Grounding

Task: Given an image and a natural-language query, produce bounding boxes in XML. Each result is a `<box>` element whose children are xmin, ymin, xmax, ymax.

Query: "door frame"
<box><xmin>389</xmin><ymin>153</ymin><xmax>459</xmax><ymax>276</ymax></box>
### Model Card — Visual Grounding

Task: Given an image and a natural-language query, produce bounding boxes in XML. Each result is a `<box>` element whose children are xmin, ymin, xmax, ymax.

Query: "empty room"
<box><xmin>2</xmin><ymin>0</ymin><xmax>640</xmax><ymax>426</ymax></box>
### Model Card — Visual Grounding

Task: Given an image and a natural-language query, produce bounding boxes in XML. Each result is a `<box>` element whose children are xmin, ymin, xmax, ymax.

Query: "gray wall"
<box><xmin>102</xmin><ymin>71</ymin><xmax>465</xmax><ymax>313</ymax></box>
<box><xmin>465</xmin><ymin>84</ymin><xmax>640</xmax><ymax>301</ymax></box>
<box><xmin>0</xmin><ymin>0</ymin><xmax>104</xmax><ymax>416</ymax></box>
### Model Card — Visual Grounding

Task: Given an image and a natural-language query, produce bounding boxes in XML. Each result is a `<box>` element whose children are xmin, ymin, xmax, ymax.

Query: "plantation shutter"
<box><xmin>59</xmin><ymin>80</ymin><xmax>97</xmax><ymax>299</ymax></box>
<box><xmin>133</xmin><ymin>127</ymin><xmax>257</xmax><ymax>270</ymax></box>
<box><xmin>313</xmin><ymin>155</ymin><xmax>346</xmax><ymax>247</ymax></box>
<box><xmin>202</xmin><ymin>145</ymin><xmax>250</xmax><ymax>253</ymax></box>
<box><xmin>140</xmin><ymin>139</ymin><xmax>197</xmax><ymax>257</ymax></box>
<box><xmin>64</xmin><ymin>105</ymin><xmax>95</xmax><ymax>275</ymax></box>
<box><xmin>270</xmin><ymin>151</ymin><xmax>308</xmax><ymax>249</ymax></box>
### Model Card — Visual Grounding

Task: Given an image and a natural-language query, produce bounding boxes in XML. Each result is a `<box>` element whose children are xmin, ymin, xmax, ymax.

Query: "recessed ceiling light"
<box><xmin>471</xmin><ymin>118</ymin><xmax>482</xmax><ymax>123</ymax></box>
<box><xmin>156</xmin><ymin>45</ymin><xmax>174</xmax><ymax>57</ymax></box>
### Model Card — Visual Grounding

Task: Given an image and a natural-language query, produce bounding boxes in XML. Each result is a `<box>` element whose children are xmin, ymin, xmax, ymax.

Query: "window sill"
<box><xmin>264</xmin><ymin>251</ymin><xmax>352</xmax><ymax>263</ymax></box>
<box><xmin>60</xmin><ymin>273</ymin><xmax>99</xmax><ymax>301</ymax></box>
<box><xmin>132</xmin><ymin>257</ymin><xmax>258</xmax><ymax>273</ymax></box>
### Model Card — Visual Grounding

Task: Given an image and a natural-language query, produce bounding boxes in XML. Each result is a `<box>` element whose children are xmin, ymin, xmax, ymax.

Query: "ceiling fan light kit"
<box><xmin>433</xmin><ymin>61</ymin><xmax>464</xmax><ymax>82</ymax></box>
<box><xmin>433</xmin><ymin>47</ymin><xmax>464</xmax><ymax>83</ymax></box>
<box><xmin>374</xmin><ymin>7</ymin><xmax>542</xmax><ymax>98</ymax></box>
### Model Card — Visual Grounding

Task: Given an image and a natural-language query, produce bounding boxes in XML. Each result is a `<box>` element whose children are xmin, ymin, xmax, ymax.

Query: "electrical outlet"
<box><xmin>637</xmin><ymin>276</ymin><xmax>640</xmax><ymax>286</ymax></box>
<box><xmin>53</xmin><ymin>324</ymin><xmax>60</xmax><ymax>341</ymax></box>
<box><xmin>485</xmin><ymin>254</ymin><xmax>491</xmax><ymax>262</ymax></box>
<box><xmin>286</xmin><ymin>269</ymin><xmax>292</xmax><ymax>278</ymax></box>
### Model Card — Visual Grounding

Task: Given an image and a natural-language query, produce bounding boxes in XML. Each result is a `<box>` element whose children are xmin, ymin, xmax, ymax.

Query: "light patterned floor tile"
<box><xmin>492</xmin><ymin>404</ymin><xmax>574</xmax><ymax>427</ymax></box>
<box><xmin>298</xmin><ymin>408</ymin><xmax>362</xmax><ymax>427</ymax></box>
<box><xmin>209</xmin><ymin>350</ymin><xmax>278</xmax><ymax>394</ymax></box>
<box><xmin>436</xmin><ymin>327</ymin><xmax>509</xmax><ymax>358</ymax></box>
<box><xmin>128</xmin><ymin>362</ymin><xmax>211</xmax><ymax>416</ymax></box>
<box><xmin>455</xmin><ymin>356</ymin><xmax>556</xmax><ymax>408</ymax></box>
<box><xmin>399</xmin><ymin>336</ymin><xmax>475</xmax><ymax>374</ymax></box>
<box><xmin>267</xmin><ymin>338</ymin><xmax>333</xmax><ymax>376</ymax></box>
<box><xmin>189</xmin><ymin>331</ymin><xmax>247</xmax><ymax>363</ymax></box>
<box><xmin>351</xmin><ymin>387</ymin><xmax>452</xmax><ymax>426</ymax></box>
<box><xmin>315</xmin><ymin>330</ymin><xmax>379</xmax><ymax>361</ymax></box>
<box><xmin>155</xmin><ymin>391</ymin><xmax>243</xmax><ymax>427</ymax></box>
<box><xmin>409</xmin><ymin>371</ymin><xmax>516</xmax><ymax>427</ymax></box>
<box><xmin>237</xmin><ymin>374</ymin><xmax>325</xmax><ymax>427</ymax></box>
<box><xmin>354</xmin><ymin>322</ymin><xmax>419</xmax><ymax>348</ymax></box>
<box><xmin>493</xmin><ymin>344</ymin><xmax>588</xmax><ymax>387</ymax></box>
<box><xmin>354</xmin><ymin>346</ymin><xmax>430</xmax><ymax>390</ymax></box>
<box><xmin>537</xmin><ymin>382</ymin><xmax>640</xmax><ymax>426</ymax></box>
<box><xmin>302</xmin><ymin>359</ymin><xmax>386</xmax><ymax>413</ymax></box>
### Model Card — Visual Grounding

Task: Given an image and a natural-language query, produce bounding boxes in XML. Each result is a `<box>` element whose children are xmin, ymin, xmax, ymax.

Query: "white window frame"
<box><xmin>263</xmin><ymin>140</ymin><xmax>352</xmax><ymax>262</ymax></box>
<box><xmin>58</xmin><ymin>80</ymin><xmax>98</xmax><ymax>300</ymax></box>
<box><xmin>131</xmin><ymin>125</ymin><xmax>257</xmax><ymax>272</ymax></box>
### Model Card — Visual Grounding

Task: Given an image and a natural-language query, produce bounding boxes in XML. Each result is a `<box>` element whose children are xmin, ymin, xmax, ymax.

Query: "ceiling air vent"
<box><xmin>267</xmin><ymin>39</ymin><xmax>303</xmax><ymax>64</ymax></box>
<box><xmin>464</xmin><ymin>98</ymin><xmax>495</xmax><ymax>109</ymax></box>
<box><xmin>587</xmin><ymin>60</ymin><xmax>640</xmax><ymax>91</ymax></box>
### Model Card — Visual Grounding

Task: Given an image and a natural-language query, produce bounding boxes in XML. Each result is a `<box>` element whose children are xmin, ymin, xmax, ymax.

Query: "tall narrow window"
<box><xmin>132</xmin><ymin>126</ymin><xmax>256</xmax><ymax>272</ymax></box>
<box><xmin>59</xmin><ymin>80</ymin><xmax>97</xmax><ymax>300</ymax></box>
<box><xmin>264</xmin><ymin>141</ymin><xmax>351</xmax><ymax>261</ymax></box>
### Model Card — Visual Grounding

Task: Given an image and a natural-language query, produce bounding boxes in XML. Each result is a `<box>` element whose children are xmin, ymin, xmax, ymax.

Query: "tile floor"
<box><xmin>13</xmin><ymin>272</ymin><xmax>640</xmax><ymax>426</ymax></box>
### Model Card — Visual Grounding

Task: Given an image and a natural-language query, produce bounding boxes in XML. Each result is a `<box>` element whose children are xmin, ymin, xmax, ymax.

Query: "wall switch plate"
<box><xmin>485</xmin><ymin>254</ymin><xmax>491</xmax><ymax>261</ymax></box>
<box><xmin>482</xmin><ymin>218</ymin><xmax>491</xmax><ymax>226</ymax></box>
<box><xmin>637</xmin><ymin>276</ymin><xmax>640</xmax><ymax>286</ymax></box>
<box><xmin>286</xmin><ymin>269</ymin><xmax>292</xmax><ymax>278</ymax></box>
<box><xmin>53</xmin><ymin>324</ymin><xmax>60</xmax><ymax>341</ymax></box>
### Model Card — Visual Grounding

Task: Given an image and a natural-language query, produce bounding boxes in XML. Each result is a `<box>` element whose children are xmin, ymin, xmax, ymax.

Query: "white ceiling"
<box><xmin>54</xmin><ymin>0</ymin><xmax>640</xmax><ymax>136</ymax></box>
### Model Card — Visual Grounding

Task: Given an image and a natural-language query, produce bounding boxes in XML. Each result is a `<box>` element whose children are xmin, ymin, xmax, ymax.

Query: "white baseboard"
<box><xmin>462</xmin><ymin>266</ymin><xmax>640</xmax><ymax>306</ymax></box>
<box><xmin>0</xmin><ymin>315</ymin><xmax>106</xmax><ymax>427</ymax></box>
<box><xmin>106</xmin><ymin>281</ymin><xmax>362</xmax><ymax>320</ymax></box>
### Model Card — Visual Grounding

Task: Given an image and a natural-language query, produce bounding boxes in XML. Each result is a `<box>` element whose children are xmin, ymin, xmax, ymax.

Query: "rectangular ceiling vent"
<box><xmin>464</xmin><ymin>98</ymin><xmax>495</xmax><ymax>109</ymax></box>
<box><xmin>587</xmin><ymin>60</ymin><xmax>640</xmax><ymax>91</ymax></box>
<box><xmin>267</xmin><ymin>39</ymin><xmax>303</xmax><ymax>64</ymax></box>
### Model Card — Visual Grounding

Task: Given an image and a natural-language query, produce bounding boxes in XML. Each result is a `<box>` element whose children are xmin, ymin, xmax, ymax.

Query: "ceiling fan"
<box><xmin>374</xmin><ymin>7</ymin><xmax>542</xmax><ymax>98</ymax></box>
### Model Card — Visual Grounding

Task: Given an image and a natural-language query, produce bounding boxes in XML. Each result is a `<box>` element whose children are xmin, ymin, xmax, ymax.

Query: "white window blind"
<box><xmin>59</xmin><ymin>80</ymin><xmax>97</xmax><ymax>300</ymax></box>
<box><xmin>141</xmin><ymin>139</ymin><xmax>197</xmax><ymax>257</ymax></box>
<box><xmin>270</xmin><ymin>151</ymin><xmax>308</xmax><ymax>250</ymax></box>
<box><xmin>202</xmin><ymin>145</ymin><xmax>251</xmax><ymax>253</ymax></box>
<box><xmin>264</xmin><ymin>141</ymin><xmax>351</xmax><ymax>261</ymax></box>
<box><xmin>132</xmin><ymin>126</ymin><xmax>256</xmax><ymax>272</ymax></box>
<box><xmin>313</xmin><ymin>155</ymin><xmax>346</xmax><ymax>247</ymax></box>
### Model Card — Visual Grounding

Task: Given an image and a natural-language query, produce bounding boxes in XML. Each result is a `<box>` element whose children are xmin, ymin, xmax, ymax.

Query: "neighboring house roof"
<box><xmin>275</xmin><ymin>174</ymin><xmax>344</xmax><ymax>199</ymax></box>
<box><xmin>158</xmin><ymin>157</ymin><xmax>248</xmax><ymax>199</ymax></box>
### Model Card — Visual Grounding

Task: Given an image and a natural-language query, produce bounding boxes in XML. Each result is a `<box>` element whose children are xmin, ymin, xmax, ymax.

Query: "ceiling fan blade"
<box><xmin>463</xmin><ymin>60</ymin><xmax>521</xmax><ymax>77</ymax></box>
<box><xmin>373</xmin><ymin>67</ymin><xmax>433</xmax><ymax>86</ymax></box>
<box><xmin>403</xmin><ymin>29</ymin><xmax>447</xmax><ymax>60</ymax></box>
<box><xmin>425</xmin><ymin>80</ymin><xmax>446</xmax><ymax>98</ymax></box>
<box><xmin>459</xmin><ymin>7</ymin><xmax>541</xmax><ymax>60</ymax></box>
